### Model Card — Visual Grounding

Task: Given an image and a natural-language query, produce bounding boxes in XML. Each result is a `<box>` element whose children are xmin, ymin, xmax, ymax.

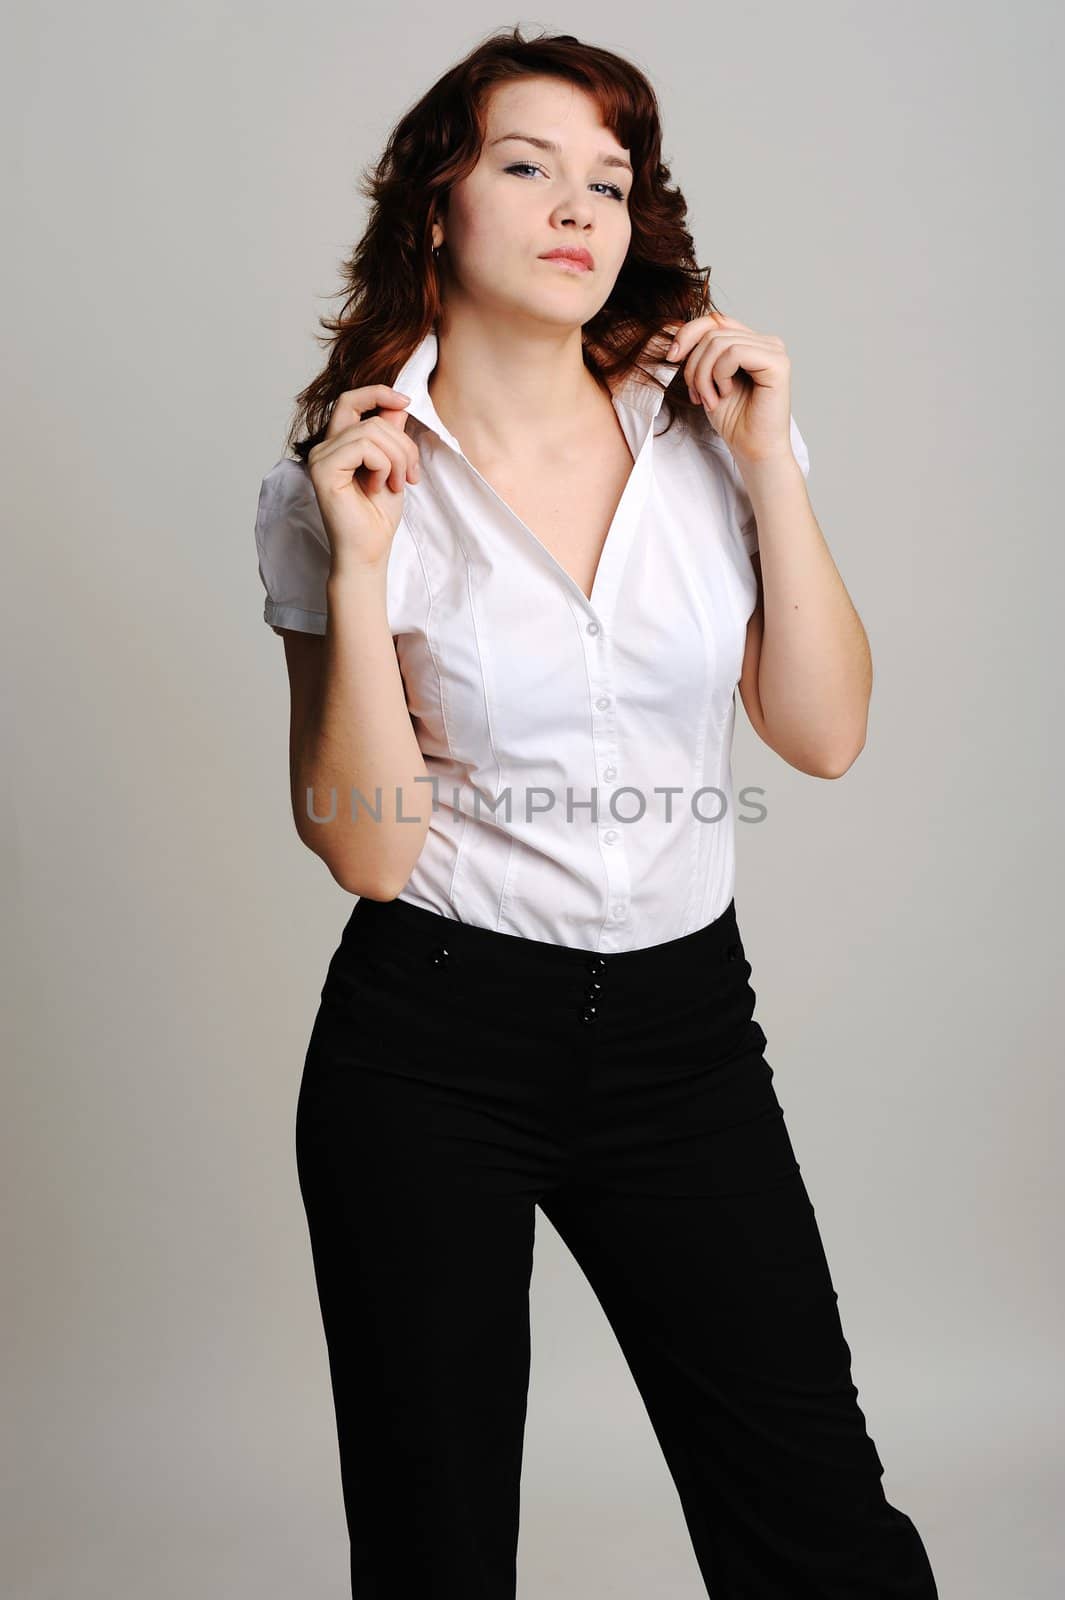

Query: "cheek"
<box><xmin>450</xmin><ymin>183</ymin><xmax>519</xmax><ymax>254</ymax></box>
<box><xmin>600</xmin><ymin>229</ymin><xmax>632</xmax><ymax>278</ymax></box>
<box><xmin>465</xmin><ymin>202</ymin><xmax>541</xmax><ymax>276</ymax></box>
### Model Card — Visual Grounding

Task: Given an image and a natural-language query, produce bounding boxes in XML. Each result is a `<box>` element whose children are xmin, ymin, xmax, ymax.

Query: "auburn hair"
<box><xmin>284</xmin><ymin>23</ymin><xmax>721</xmax><ymax>459</ymax></box>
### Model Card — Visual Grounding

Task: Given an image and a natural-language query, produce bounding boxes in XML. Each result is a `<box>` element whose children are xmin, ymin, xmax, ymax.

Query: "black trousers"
<box><xmin>295</xmin><ymin>893</ymin><xmax>939</xmax><ymax>1599</ymax></box>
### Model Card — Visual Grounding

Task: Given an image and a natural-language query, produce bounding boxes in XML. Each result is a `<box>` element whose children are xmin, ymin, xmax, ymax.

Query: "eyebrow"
<box><xmin>488</xmin><ymin>132</ymin><xmax>633</xmax><ymax>176</ymax></box>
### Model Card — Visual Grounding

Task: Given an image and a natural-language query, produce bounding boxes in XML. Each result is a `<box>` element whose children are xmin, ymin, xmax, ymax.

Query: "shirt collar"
<box><xmin>391</xmin><ymin>325</ymin><xmax>677</xmax><ymax>456</ymax></box>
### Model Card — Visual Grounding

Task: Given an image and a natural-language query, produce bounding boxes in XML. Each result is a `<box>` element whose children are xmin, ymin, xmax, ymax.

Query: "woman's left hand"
<box><xmin>664</xmin><ymin>311</ymin><xmax>793</xmax><ymax>466</ymax></box>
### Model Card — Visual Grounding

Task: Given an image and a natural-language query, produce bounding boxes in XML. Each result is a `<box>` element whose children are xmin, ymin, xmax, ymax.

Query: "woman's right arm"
<box><xmin>282</xmin><ymin>565</ymin><xmax>430</xmax><ymax>900</ymax></box>
<box><xmin>273</xmin><ymin>381</ymin><xmax>431</xmax><ymax>899</ymax></box>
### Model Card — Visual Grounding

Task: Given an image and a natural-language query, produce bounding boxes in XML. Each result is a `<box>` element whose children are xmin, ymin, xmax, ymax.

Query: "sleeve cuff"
<box><xmin>264</xmin><ymin>600</ymin><xmax>327</xmax><ymax>635</ymax></box>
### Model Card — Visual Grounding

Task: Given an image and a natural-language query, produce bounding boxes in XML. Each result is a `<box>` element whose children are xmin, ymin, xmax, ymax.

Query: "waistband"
<box><xmin>338</xmin><ymin>893</ymin><xmax>746</xmax><ymax>985</ymax></box>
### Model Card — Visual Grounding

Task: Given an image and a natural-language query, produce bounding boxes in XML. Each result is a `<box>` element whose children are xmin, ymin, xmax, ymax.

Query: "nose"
<box><xmin>550</xmin><ymin>189</ymin><xmax>596</xmax><ymax>229</ymax></box>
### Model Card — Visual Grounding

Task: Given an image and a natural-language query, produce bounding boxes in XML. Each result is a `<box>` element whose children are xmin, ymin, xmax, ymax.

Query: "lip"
<box><xmin>539</xmin><ymin>248</ymin><xmax>594</xmax><ymax>272</ymax></box>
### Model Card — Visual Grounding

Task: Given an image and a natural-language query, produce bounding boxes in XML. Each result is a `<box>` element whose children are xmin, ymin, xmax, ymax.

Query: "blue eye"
<box><xmin>504</xmin><ymin>161</ymin><xmax>626</xmax><ymax>202</ymax></box>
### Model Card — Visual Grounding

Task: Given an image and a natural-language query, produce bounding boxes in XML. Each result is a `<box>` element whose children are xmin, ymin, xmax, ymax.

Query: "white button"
<box><xmin>602</xmin><ymin>829</ymin><xmax>618</xmax><ymax>844</ymax></box>
<box><xmin>603</xmin><ymin>765</ymin><xmax>617</xmax><ymax>780</ymax></box>
<box><xmin>586</xmin><ymin>621</ymin><xmax>600</xmax><ymax>635</ymax></box>
<box><xmin>595</xmin><ymin>696</ymin><xmax>610</xmax><ymax>710</ymax></box>
<box><xmin>612</xmin><ymin>904</ymin><xmax>626</xmax><ymax>917</ymax></box>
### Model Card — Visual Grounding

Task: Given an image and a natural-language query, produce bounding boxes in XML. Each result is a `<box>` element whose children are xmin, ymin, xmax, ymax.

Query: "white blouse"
<box><xmin>254</xmin><ymin>326</ymin><xmax>810</xmax><ymax>952</ymax></box>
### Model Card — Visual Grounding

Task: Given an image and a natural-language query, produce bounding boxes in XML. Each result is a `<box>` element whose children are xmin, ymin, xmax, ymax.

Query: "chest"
<box><xmin>462</xmin><ymin>417</ymin><xmax>638</xmax><ymax>605</ymax></box>
<box><xmin>393</xmin><ymin>426</ymin><xmax>758</xmax><ymax>780</ymax></box>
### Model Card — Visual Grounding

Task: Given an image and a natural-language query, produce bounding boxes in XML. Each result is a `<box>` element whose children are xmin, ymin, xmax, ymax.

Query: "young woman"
<box><xmin>254</xmin><ymin>26</ymin><xmax>939</xmax><ymax>1600</ymax></box>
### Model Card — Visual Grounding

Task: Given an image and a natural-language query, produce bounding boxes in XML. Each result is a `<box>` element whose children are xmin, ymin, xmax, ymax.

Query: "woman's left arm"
<box><xmin>737</xmin><ymin>459</ymin><xmax>871</xmax><ymax>778</ymax></box>
<box><xmin>667</xmin><ymin>312</ymin><xmax>872</xmax><ymax>779</ymax></box>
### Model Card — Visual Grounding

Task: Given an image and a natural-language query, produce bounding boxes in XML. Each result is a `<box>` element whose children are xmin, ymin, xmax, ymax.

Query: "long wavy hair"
<box><xmin>284</xmin><ymin>23</ymin><xmax>721</xmax><ymax>460</ymax></box>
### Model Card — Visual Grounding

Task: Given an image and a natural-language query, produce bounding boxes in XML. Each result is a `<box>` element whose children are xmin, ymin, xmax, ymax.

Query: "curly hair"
<box><xmin>284</xmin><ymin>23</ymin><xmax>721</xmax><ymax>460</ymax></box>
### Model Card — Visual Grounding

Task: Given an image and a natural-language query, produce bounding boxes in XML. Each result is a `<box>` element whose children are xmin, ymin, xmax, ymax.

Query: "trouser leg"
<box><xmin>295</xmin><ymin>998</ymin><xmax>538</xmax><ymax>1599</ymax></box>
<box><xmin>541</xmin><ymin>1070</ymin><xmax>939</xmax><ymax>1597</ymax></box>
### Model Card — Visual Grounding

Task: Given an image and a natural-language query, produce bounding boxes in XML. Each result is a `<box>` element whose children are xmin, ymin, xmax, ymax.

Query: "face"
<box><xmin>434</xmin><ymin>75</ymin><xmax>634</xmax><ymax>329</ymax></box>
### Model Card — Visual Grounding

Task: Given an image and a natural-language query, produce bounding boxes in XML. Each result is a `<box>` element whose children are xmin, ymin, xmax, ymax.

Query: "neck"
<box><xmin>427</xmin><ymin>306</ymin><xmax>609</xmax><ymax>463</ymax></box>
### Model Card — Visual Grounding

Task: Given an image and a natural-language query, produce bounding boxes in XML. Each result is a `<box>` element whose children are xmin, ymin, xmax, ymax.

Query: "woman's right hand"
<box><xmin>307</xmin><ymin>385</ymin><xmax>421</xmax><ymax>573</ymax></box>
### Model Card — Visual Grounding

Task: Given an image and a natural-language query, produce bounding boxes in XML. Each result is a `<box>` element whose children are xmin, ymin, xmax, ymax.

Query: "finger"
<box><xmin>690</xmin><ymin>336</ymin><xmax>776</xmax><ymax>401</ymax></box>
<box><xmin>673</xmin><ymin>311</ymin><xmax>766</xmax><ymax>374</ymax></box>
<box><xmin>719</xmin><ymin>339</ymin><xmax>782</xmax><ymax>396</ymax></box>
<box><xmin>707</xmin><ymin>311</ymin><xmax>756</xmax><ymax>333</ymax></box>
<box><xmin>362</xmin><ymin>413</ymin><xmax>421</xmax><ymax>487</ymax></box>
<box><xmin>309</xmin><ymin>434</ymin><xmax>392</xmax><ymax>499</ymax></box>
<box><xmin>310</xmin><ymin>421</ymin><xmax>411</xmax><ymax>496</ymax></box>
<box><xmin>713</xmin><ymin>347</ymin><xmax>740</xmax><ymax>398</ymax></box>
<box><xmin>371</xmin><ymin>403</ymin><xmax>421</xmax><ymax>480</ymax></box>
<box><xmin>323</xmin><ymin>384</ymin><xmax>412</xmax><ymax>441</ymax></box>
<box><xmin>684</xmin><ymin>337</ymin><xmax>728</xmax><ymax>401</ymax></box>
<box><xmin>687</xmin><ymin>346</ymin><xmax>722</xmax><ymax>405</ymax></box>
<box><xmin>668</xmin><ymin>309</ymin><xmax>757</xmax><ymax>361</ymax></box>
<box><xmin>357</xmin><ymin>440</ymin><xmax>394</xmax><ymax>494</ymax></box>
<box><xmin>351</xmin><ymin>417</ymin><xmax>412</xmax><ymax>494</ymax></box>
<box><xmin>689</xmin><ymin>349</ymin><xmax>719</xmax><ymax>410</ymax></box>
<box><xmin>665</xmin><ymin>314</ymin><xmax>716</xmax><ymax>358</ymax></box>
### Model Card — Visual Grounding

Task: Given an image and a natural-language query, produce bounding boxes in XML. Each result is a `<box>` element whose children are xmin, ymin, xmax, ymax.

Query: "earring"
<box><xmin>432</xmin><ymin>244</ymin><xmax>441</xmax><ymax>258</ymax></box>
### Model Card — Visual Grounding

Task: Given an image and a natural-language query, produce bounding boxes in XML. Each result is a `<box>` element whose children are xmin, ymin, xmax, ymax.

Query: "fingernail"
<box><xmin>667</xmin><ymin>340</ymin><xmax>679</xmax><ymax>358</ymax></box>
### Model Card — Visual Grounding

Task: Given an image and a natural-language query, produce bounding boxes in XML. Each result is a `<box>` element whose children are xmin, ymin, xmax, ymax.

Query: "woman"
<box><xmin>254</xmin><ymin>26</ymin><xmax>940</xmax><ymax>1600</ymax></box>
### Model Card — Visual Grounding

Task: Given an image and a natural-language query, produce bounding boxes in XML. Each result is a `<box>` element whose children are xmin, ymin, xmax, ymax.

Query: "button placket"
<box><xmin>585</xmin><ymin>638</ymin><xmax>621</xmax><ymax>808</ymax></box>
<box><xmin>577</xmin><ymin>623</ymin><xmax>629</xmax><ymax>949</ymax></box>
<box><xmin>569</xmin><ymin>429</ymin><xmax>662</xmax><ymax>956</ymax></box>
<box><xmin>581</xmin><ymin>955</ymin><xmax>607</xmax><ymax>1024</ymax></box>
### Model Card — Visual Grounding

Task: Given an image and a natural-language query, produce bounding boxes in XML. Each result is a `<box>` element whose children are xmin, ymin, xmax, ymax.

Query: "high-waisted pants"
<box><xmin>294</xmin><ymin>892</ymin><xmax>939</xmax><ymax>1599</ymax></box>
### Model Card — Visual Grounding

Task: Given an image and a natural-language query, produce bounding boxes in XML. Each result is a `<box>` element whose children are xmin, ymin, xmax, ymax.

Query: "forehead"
<box><xmin>481</xmin><ymin>75</ymin><xmax>620</xmax><ymax>143</ymax></box>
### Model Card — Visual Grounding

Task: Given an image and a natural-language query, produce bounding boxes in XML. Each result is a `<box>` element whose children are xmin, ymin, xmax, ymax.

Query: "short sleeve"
<box><xmin>731</xmin><ymin>414</ymin><xmax>811</xmax><ymax>557</ymax></box>
<box><xmin>254</xmin><ymin>456</ymin><xmax>331</xmax><ymax>635</ymax></box>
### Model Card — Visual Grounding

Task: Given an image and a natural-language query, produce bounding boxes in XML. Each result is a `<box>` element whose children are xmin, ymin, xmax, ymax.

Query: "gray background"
<box><xmin>5</xmin><ymin>3</ymin><xmax>1062</xmax><ymax>1595</ymax></box>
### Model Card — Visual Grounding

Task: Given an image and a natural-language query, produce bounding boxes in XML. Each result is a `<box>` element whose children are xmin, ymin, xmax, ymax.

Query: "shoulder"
<box><xmin>255</xmin><ymin>456</ymin><xmax>330</xmax><ymax>549</ymax></box>
<box><xmin>677</xmin><ymin>407</ymin><xmax>811</xmax><ymax>558</ymax></box>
